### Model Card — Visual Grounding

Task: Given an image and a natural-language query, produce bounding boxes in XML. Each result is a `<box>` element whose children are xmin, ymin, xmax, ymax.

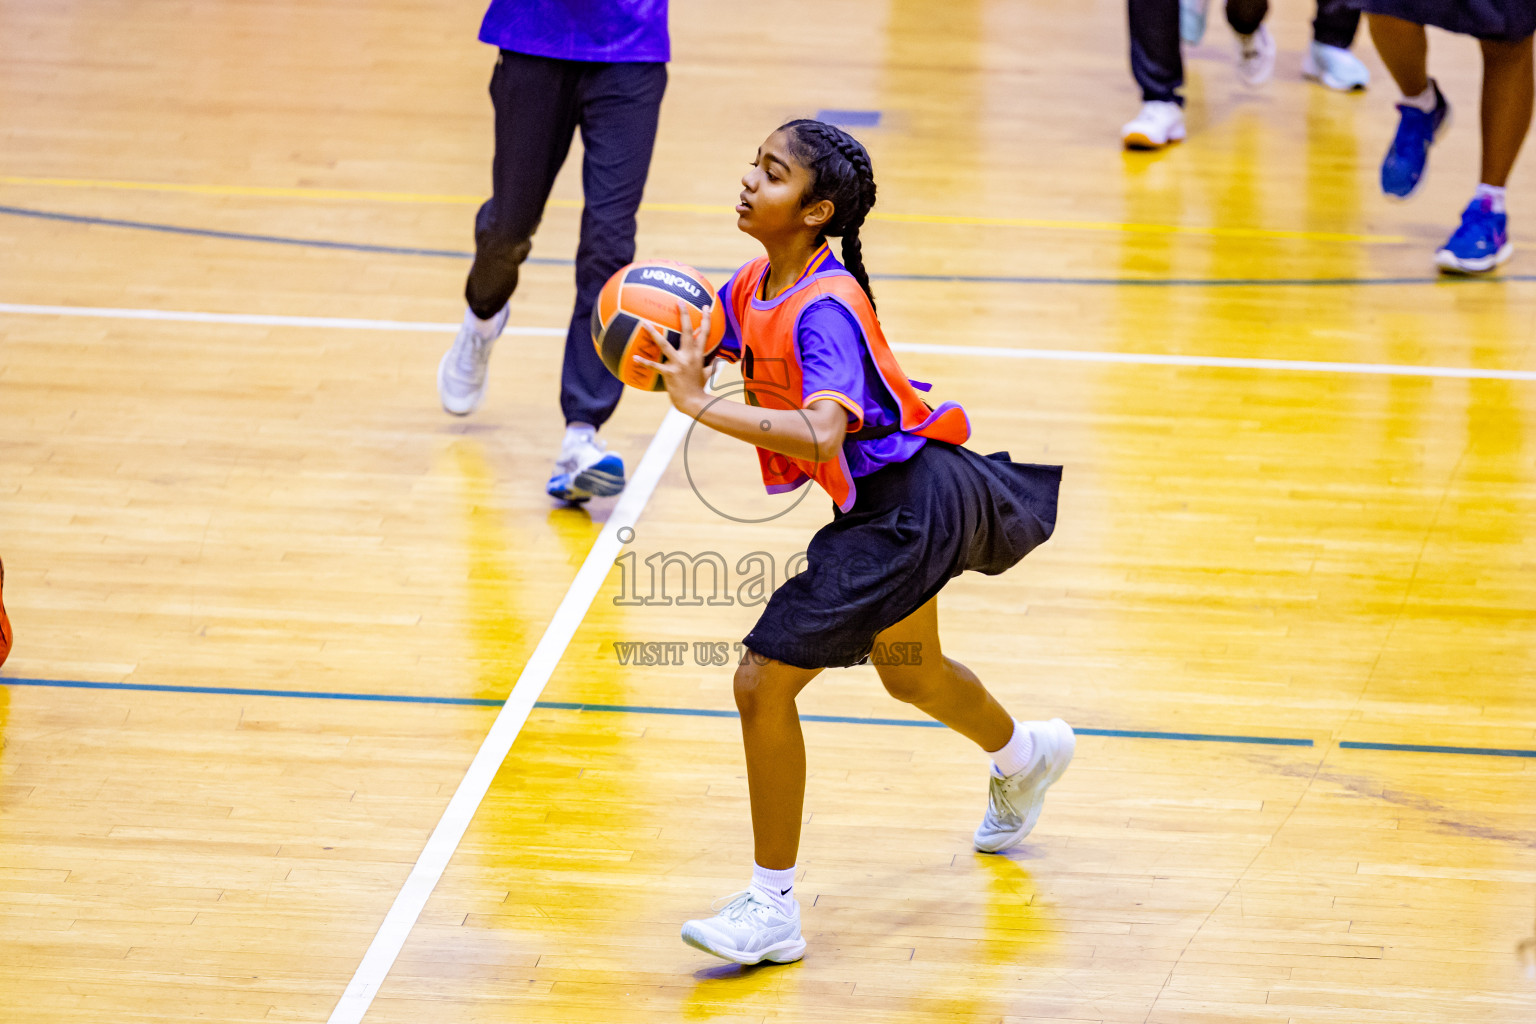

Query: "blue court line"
<box><xmin>1340</xmin><ymin>740</ymin><xmax>1536</xmax><ymax>758</ymax></box>
<box><xmin>0</xmin><ymin>203</ymin><xmax>512</xmax><ymax>264</ymax></box>
<box><xmin>5</xmin><ymin>202</ymin><xmax>1536</xmax><ymax>288</ymax></box>
<box><xmin>1</xmin><ymin>676</ymin><xmax>503</xmax><ymax>706</ymax></box>
<box><xmin>9</xmin><ymin>676</ymin><xmax>1532</xmax><ymax>756</ymax></box>
<box><xmin>0</xmin><ymin>674</ymin><xmax>1353</xmax><ymax>750</ymax></box>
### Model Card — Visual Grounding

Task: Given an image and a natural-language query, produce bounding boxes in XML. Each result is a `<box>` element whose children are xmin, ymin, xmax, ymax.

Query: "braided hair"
<box><xmin>779</xmin><ymin>118</ymin><xmax>878</xmax><ymax>310</ymax></box>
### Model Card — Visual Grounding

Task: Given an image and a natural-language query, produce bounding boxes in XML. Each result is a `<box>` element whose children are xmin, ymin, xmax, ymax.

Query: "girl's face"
<box><xmin>737</xmin><ymin>129</ymin><xmax>833</xmax><ymax>243</ymax></box>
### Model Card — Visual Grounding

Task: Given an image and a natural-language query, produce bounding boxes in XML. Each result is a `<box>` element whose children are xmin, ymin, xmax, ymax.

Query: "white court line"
<box><xmin>3</xmin><ymin>301</ymin><xmax>1534</xmax><ymax>381</ymax></box>
<box><xmin>325</xmin><ymin>407</ymin><xmax>692</xmax><ymax>1024</ymax></box>
<box><xmin>891</xmin><ymin>341</ymin><xmax>1536</xmax><ymax>382</ymax></box>
<box><xmin>0</xmin><ymin>302</ymin><xmax>563</xmax><ymax>336</ymax></box>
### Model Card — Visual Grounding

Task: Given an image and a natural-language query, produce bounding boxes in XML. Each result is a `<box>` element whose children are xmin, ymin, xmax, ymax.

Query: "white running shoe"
<box><xmin>437</xmin><ymin>305</ymin><xmax>509</xmax><ymax>416</ymax></box>
<box><xmin>974</xmin><ymin>718</ymin><xmax>1076</xmax><ymax>854</ymax></box>
<box><xmin>546</xmin><ymin>434</ymin><xmax>626</xmax><ymax>502</ymax></box>
<box><xmin>1236</xmin><ymin>24</ymin><xmax>1276</xmax><ymax>88</ymax></box>
<box><xmin>681</xmin><ymin>890</ymin><xmax>806</xmax><ymax>965</ymax></box>
<box><xmin>1122</xmin><ymin>101</ymin><xmax>1186</xmax><ymax>150</ymax></box>
<box><xmin>1302</xmin><ymin>41</ymin><xmax>1370</xmax><ymax>92</ymax></box>
<box><xmin>1179</xmin><ymin>0</ymin><xmax>1211</xmax><ymax>43</ymax></box>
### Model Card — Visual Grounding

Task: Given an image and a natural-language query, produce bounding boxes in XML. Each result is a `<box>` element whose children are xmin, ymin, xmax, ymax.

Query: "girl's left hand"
<box><xmin>634</xmin><ymin>299</ymin><xmax>711</xmax><ymax>417</ymax></box>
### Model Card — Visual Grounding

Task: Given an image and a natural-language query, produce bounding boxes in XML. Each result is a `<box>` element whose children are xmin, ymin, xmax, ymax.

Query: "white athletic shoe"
<box><xmin>437</xmin><ymin>305</ymin><xmax>509</xmax><ymax>416</ymax></box>
<box><xmin>681</xmin><ymin>890</ymin><xmax>806</xmax><ymax>965</ymax></box>
<box><xmin>1302</xmin><ymin>41</ymin><xmax>1370</xmax><ymax>92</ymax></box>
<box><xmin>974</xmin><ymin>718</ymin><xmax>1076</xmax><ymax>854</ymax></box>
<box><xmin>1122</xmin><ymin>101</ymin><xmax>1186</xmax><ymax>150</ymax></box>
<box><xmin>1236</xmin><ymin>24</ymin><xmax>1276</xmax><ymax>88</ymax></box>
<box><xmin>546</xmin><ymin>434</ymin><xmax>626</xmax><ymax>502</ymax></box>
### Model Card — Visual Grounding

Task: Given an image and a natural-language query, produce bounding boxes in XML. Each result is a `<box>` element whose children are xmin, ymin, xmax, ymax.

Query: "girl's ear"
<box><xmin>801</xmin><ymin>198</ymin><xmax>835</xmax><ymax>231</ymax></box>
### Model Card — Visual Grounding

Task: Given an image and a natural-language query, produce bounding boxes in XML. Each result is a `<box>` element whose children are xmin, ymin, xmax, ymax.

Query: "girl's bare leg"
<box><xmin>1366</xmin><ymin>13</ymin><xmax>1429</xmax><ymax>96</ymax></box>
<box><xmin>733</xmin><ymin>653</ymin><xmax>821</xmax><ymax>869</ymax></box>
<box><xmin>1479</xmin><ymin>35</ymin><xmax>1535</xmax><ymax>187</ymax></box>
<box><xmin>871</xmin><ymin>596</ymin><xmax>1015</xmax><ymax>753</ymax></box>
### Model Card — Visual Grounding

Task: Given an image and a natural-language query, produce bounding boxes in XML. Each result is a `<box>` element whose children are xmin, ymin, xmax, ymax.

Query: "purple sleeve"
<box><xmin>796</xmin><ymin>300</ymin><xmax>868</xmax><ymax>431</ymax></box>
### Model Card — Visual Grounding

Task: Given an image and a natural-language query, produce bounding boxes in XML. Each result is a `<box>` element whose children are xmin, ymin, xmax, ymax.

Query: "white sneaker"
<box><xmin>681</xmin><ymin>890</ymin><xmax>806</xmax><ymax>965</ymax></box>
<box><xmin>1236</xmin><ymin>25</ymin><xmax>1276</xmax><ymax>87</ymax></box>
<box><xmin>1302</xmin><ymin>41</ymin><xmax>1370</xmax><ymax>92</ymax></box>
<box><xmin>1122</xmin><ymin>101</ymin><xmax>1186</xmax><ymax>150</ymax></box>
<box><xmin>974</xmin><ymin>718</ymin><xmax>1075</xmax><ymax>854</ymax></box>
<box><xmin>437</xmin><ymin>306</ymin><xmax>509</xmax><ymax>416</ymax></box>
<box><xmin>546</xmin><ymin>434</ymin><xmax>625</xmax><ymax>502</ymax></box>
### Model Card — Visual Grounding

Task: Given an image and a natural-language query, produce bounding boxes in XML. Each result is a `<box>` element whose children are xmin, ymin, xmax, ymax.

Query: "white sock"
<box><xmin>1475</xmin><ymin>183</ymin><xmax>1507</xmax><ymax>214</ymax></box>
<box><xmin>750</xmin><ymin>863</ymin><xmax>797</xmax><ymax>914</ymax></box>
<box><xmin>1400</xmin><ymin>81</ymin><xmax>1437</xmax><ymax>113</ymax></box>
<box><xmin>464</xmin><ymin>306</ymin><xmax>502</xmax><ymax>342</ymax></box>
<box><xmin>989</xmin><ymin>719</ymin><xmax>1036</xmax><ymax>778</ymax></box>
<box><xmin>562</xmin><ymin>422</ymin><xmax>596</xmax><ymax>449</ymax></box>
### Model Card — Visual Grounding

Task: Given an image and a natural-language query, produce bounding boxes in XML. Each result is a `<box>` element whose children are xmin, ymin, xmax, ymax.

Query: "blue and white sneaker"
<box><xmin>1179</xmin><ymin>0</ymin><xmax>1211</xmax><ymax>44</ymax></box>
<box><xmin>1436</xmin><ymin>195</ymin><xmax>1512</xmax><ymax>274</ymax></box>
<box><xmin>547</xmin><ymin>435</ymin><xmax>625</xmax><ymax>503</ymax></box>
<box><xmin>1382</xmin><ymin>81</ymin><xmax>1450</xmax><ymax>198</ymax></box>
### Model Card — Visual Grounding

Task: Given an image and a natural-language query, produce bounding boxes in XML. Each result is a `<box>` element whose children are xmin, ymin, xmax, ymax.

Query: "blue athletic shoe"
<box><xmin>1381</xmin><ymin>81</ymin><xmax>1449</xmax><ymax>199</ymax></box>
<box><xmin>1435</xmin><ymin>196</ymin><xmax>1512</xmax><ymax>274</ymax></box>
<box><xmin>546</xmin><ymin>435</ymin><xmax>625</xmax><ymax>503</ymax></box>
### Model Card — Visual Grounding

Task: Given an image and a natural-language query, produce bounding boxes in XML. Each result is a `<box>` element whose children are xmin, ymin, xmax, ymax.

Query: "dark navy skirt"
<box><xmin>742</xmin><ymin>441</ymin><xmax>1061</xmax><ymax>670</ymax></box>
<box><xmin>1346</xmin><ymin>0</ymin><xmax>1534</xmax><ymax>40</ymax></box>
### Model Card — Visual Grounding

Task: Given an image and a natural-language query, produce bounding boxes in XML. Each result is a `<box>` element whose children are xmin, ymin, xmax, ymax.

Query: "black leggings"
<box><xmin>1129</xmin><ymin>0</ymin><xmax>1362</xmax><ymax>103</ymax></box>
<box><xmin>465</xmin><ymin>51</ymin><xmax>667</xmax><ymax>428</ymax></box>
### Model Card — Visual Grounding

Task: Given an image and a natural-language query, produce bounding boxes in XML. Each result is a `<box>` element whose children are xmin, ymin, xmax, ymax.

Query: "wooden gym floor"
<box><xmin>2</xmin><ymin>0</ymin><xmax>1534</xmax><ymax>1021</ymax></box>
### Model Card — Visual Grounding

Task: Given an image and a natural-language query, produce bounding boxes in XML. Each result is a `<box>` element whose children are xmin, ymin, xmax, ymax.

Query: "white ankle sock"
<box><xmin>1401</xmin><ymin>81</ymin><xmax>1437</xmax><ymax>113</ymax></box>
<box><xmin>1475</xmin><ymin>183</ymin><xmax>1507</xmax><ymax>214</ymax></box>
<box><xmin>563</xmin><ymin>422</ymin><xmax>596</xmax><ymax>449</ymax></box>
<box><xmin>464</xmin><ymin>307</ymin><xmax>501</xmax><ymax>342</ymax></box>
<box><xmin>989</xmin><ymin>719</ymin><xmax>1035</xmax><ymax>778</ymax></box>
<box><xmin>750</xmin><ymin>863</ymin><xmax>797</xmax><ymax>914</ymax></box>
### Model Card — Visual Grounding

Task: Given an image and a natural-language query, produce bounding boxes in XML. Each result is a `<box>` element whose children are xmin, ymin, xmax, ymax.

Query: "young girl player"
<box><xmin>634</xmin><ymin>119</ymin><xmax>1074</xmax><ymax>966</ymax></box>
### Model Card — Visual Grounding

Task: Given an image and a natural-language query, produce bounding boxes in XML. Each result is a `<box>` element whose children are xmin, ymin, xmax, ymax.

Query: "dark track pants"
<box><xmin>464</xmin><ymin>50</ymin><xmax>667</xmax><ymax>428</ymax></box>
<box><xmin>1129</xmin><ymin>0</ymin><xmax>1361</xmax><ymax>103</ymax></box>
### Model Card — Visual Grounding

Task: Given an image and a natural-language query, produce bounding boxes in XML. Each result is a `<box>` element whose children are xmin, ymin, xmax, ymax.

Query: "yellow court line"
<box><xmin>0</xmin><ymin>174</ymin><xmax>1408</xmax><ymax>245</ymax></box>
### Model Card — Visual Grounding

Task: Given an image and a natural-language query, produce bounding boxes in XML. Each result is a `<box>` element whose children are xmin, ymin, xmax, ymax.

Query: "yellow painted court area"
<box><xmin>0</xmin><ymin>0</ymin><xmax>1534</xmax><ymax>1022</ymax></box>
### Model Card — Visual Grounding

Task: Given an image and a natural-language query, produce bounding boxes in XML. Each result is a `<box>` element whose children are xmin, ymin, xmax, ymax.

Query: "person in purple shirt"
<box><xmin>712</xmin><ymin>249</ymin><xmax>930</xmax><ymax>481</ymax></box>
<box><xmin>437</xmin><ymin>1</ymin><xmax>669</xmax><ymax>502</ymax></box>
<box><xmin>635</xmin><ymin>119</ymin><xmax>1069</xmax><ymax>966</ymax></box>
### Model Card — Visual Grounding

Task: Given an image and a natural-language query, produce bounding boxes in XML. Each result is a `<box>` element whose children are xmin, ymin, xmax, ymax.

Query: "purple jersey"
<box><xmin>479</xmin><ymin>1</ymin><xmax>669</xmax><ymax>63</ymax></box>
<box><xmin>716</xmin><ymin>253</ymin><xmax>927</xmax><ymax>479</ymax></box>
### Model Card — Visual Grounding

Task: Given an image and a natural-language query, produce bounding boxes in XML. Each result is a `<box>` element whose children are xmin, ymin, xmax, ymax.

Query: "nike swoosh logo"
<box><xmin>780</xmin><ymin>887</ymin><xmax>792</xmax><ymax>895</ymax></box>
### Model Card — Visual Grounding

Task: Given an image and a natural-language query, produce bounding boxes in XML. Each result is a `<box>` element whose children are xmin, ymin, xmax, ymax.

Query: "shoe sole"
<box><xmin>573</xmin><ymin>464</ymin><xmax>625</xmax><ymax>497</ymax></box>
<box><xmin>1123</xmin><ymin>128</ymin><xmax>1184</xmax><ymax>151</ymax></box>
<box><xmin>1302</xmin><ymin>59</ymin><xmax>1366</xmax><ymax>92</ymax></box>
<box><xmin>975</xmin><ymin>718</ymin><xmax>1076</xmax><ymax>854</ymax></box>
<box><xmin>1436</xmin><ymin>240</ymin><xmax>1512</xmax><ymax>274</ymax></box>
<box><xmin>547</xmin><ymin>477</ymin><xmax>592</xmax><ymax>503</ymax></box>
<box><xmin>680</xmin><ymin>926</ymin><xmax>806</xmax><ymax>965</ymax></box>
<box><xmin>437</xmin><ymin>351</ymin><xmax>485</xmax><ymax>417</ymax></box>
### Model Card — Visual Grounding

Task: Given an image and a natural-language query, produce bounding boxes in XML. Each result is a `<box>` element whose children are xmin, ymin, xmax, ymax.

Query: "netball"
<box><xmin>590</xmin><ymin>259</ymin><xmax>726</xmax><ymax>391</ymax></box>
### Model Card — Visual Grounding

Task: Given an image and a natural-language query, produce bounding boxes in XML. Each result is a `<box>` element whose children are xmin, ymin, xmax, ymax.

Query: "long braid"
<box><xmin>779</xmin><ymin>119</ymin><xmax>879</xmax><ymax>310</ymax></box>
